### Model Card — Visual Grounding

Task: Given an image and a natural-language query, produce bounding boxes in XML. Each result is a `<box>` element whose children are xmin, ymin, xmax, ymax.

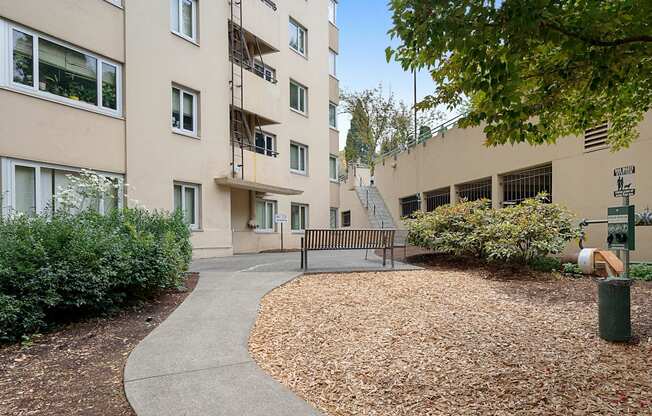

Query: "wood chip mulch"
<box><xmin>0</xmin><ymin>274</ymin><xmax>198</xmax><ymax>416</ymax></box>
<box><xmin>249</xmin><ymin>269</ymin><xmax>652</xmax><ymax>415</ymax></box>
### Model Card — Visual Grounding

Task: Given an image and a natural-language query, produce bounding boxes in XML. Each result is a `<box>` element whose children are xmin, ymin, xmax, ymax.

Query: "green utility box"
<box><xmin>598</xmin><ymin>278</ymin><xmax>632</xmax><ymax>342</ymax></box>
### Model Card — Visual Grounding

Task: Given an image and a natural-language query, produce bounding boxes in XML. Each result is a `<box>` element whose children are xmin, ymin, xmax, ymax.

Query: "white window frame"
<box><xmin>330</xmin><ymin>207</ymin><xmax>338</xmax><ymax>229</ymax></box>
<box><xmin>329</xmin><ymin>0</ymin><xmax>338</xmax><ymax>25</ymax></box>
<box><xmin>329</xmin><ymin>102</ymin><xmax>338</xmax><ymax>129</ymax></box>
<box><xmin>329</xmin><ymin>49</ymin><xmax>337</xmax><ymax>78</ymax></box>
<box><xmin>290</xmin><ymin>142</ymin><xmax>308</xmax><ymax>175</ymax></box>
<box><xmin>171</xmin><ymin>0</ymin><xmax>198</xmax><ymax>43</ymax></box>
<box><xmin>329</xmin><ymin>155</ymin><xmax>339</xmax><ymax>182</ymax></box>
<box><xmin>0</xmin><ymin>158</ymin><xmax>124</xmax><ymax>217</ymax></box>
<box><xmin>255</xmin><ymin>199</ymin><xmax>277</xmax><ymax>233</ymax></box>
<box><xmin>289</xmin><ymin>18</ymin><xmax>307</xmax><ymax>56</ymax></box>
<box><xmin>290</xmin><ymin>80</ymin><xmax>307</xmax><ymax>114</ymax></box>
<box><xmin>173</xmin><ymin>182</ymin><xmax>200</xmax><ymax>230</ymax></box>
<box><xmin>255</xmin><ymin>131</ymin><xmax>277</xmax><ymax>157</ymax></box>
<box><xmin>253</xmin><ymin>60</ymin><xmax>276</xmax><ymax>83</ymax></box>
<box><xmin>2</xmin><ymin>21</ymin><xmax>123</xmax><ymax>117</ymax></box>
<box><xmin>291</xmin><ymin>203</ymin><xmax>309</xmax><ymax>232</ymax></box>
<box><xmin>172</xmin><ymin>85</ymin><xmax>198</xmax><ymax>137</ymax></box>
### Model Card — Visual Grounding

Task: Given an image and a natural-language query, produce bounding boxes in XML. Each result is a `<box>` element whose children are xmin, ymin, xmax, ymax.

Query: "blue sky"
<box><xmin>336</xmin><ymin>0</ymin><xmax>438</xmax><ymax>149</ymax></box>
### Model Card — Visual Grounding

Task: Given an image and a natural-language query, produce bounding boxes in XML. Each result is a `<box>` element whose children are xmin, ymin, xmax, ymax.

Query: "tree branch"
<box><xmin>542</xmin><ymin>20</ymin><xmax>652</xmax><ymax>47</ymax></box>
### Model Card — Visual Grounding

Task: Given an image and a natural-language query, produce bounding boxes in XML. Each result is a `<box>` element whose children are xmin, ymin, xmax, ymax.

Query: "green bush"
<box><xmin>528</xmin><ymin>257</ymin><xmax>562</xmax><ymax>273</ymax></box>
<box><xmin>630</xmin><ymin>263</ymin><xmax>652</xmax><ymax>281</ymax></box>
<box><xmin>406</xmin><ymin>199</ymin><xmax>492</xmax><ymax>257</ymax></box>
<box><xmin>562</xmin><ymin>262</ymin><xmax>583</xmax><ymax>276</ymax></box>
<box><xmin>405</xmin><ymin>194</ymin><xmax>580</xmax><ymax>265</ymax></box>
<box><xmin>0</xmin><ymin>208</ymin><xmax>191</xmax><ymax>343</ymax></box>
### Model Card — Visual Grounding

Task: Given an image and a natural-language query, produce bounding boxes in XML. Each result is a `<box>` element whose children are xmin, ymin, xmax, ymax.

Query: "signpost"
<box><xmin>599</xmin><ymin>165</ymin><xmax>636</xmax><ymax>342</ymax></box>
<box><xmin>275</xmin><ymin>213</ymin><xmax>288</xmax><ymax>251</ymax></box>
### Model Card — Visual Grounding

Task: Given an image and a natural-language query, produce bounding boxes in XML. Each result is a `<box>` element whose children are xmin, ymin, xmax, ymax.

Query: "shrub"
<box><xmin>405</xmin><ymin>194</ymin><xmax>580</xmax><ymax>265</ymax></box>
<box><xmin>562</xmin><ymin>262</ymin><xmax>583</xmax><ymax>276</ymax></box>
<box><xmin>406</xmin><ymin>199</ymin><xmax>492</xmax><ymax>257</ymax></box>
<box><xmin>630</xmin><ymin>263</ymin><xmax>652</xmax><ymax>281</ymax></box>
<box><xmin>0</xmin><ymin>207</ymin><xmax>191</xmax><ymax>343</ymax></box>
<box><xmin>483</xmin><ymin>195</ymin><xmax>581</xmax><ymax>263</ymax></box>
<box><xmin>529</xmin><ymin>257</ymin><xmax>562</xmax><ymax>273</ymax></box>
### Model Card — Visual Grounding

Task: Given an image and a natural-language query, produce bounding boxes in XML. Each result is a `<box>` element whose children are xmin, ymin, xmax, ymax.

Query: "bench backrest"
<box><xmin>304</xmin><ymin>229</ymin><xmax>396</xmax><ymax>250</ymax></box>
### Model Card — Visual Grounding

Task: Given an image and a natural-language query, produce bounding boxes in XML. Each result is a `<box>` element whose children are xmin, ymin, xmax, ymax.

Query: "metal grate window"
<box><xmin>584</xmin><ymin>123</ymin><xmax>609</xmax><ymax>152</ymax></box>
<box><xmin>501</xmin><ymin>164</ymin><xmax>552</xmax><ymax>206</ymax></box>
<box><xmin>457</xmin><ymin>178</ymin><xmax>492</xmax><ymax>202</ymax></box>
<box><xmin>400</xmin><ymin>195</ymin><xmax>421</xmax><ymax>217</ymax></box>
<box><xmin>341</xmin><ymin>210</ymin><xmax>351</xmax><ymax>227</ymax></box>
<box><xmin>425</xmin><ymin>187</ymin><xmax>451</xmax><ymax>211</ymax></box>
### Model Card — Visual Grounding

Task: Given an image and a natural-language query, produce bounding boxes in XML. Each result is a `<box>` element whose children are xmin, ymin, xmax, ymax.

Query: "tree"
<box><xmin>387</xmin><ymin>0</ymin><xmax>652</xmax><ymax>150</ymax></box>
<box><xmin>342</xmin><ymin>85</ymin><xmax>444</xmax><ymax>169</ymax></box>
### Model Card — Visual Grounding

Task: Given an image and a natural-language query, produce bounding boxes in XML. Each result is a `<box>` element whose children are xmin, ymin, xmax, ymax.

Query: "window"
<box><xmin>329</xmin><ymin>49</ymin><xmax>337</xmax><ymax>77</ymax></box>
<box><xmin>256</xmin><ymin>199</ymin><xmax>277</xmax><ymax>232</ymax></box>
<box><xmin>105</xmin><ymin>0</ymin><xmax>123</xmax><ymax>7</ymax></box>
<box><xmin>457</xmin><ymin>178</ymin><xmax>492</xmax><ymax>202</ymax></box>
<box><xmin>329</xmin><ymin>0</ymin><xmax>338</xmax><ymax>25</ymax></box>
<box><xmin>584</xmin><ymin>123</ymin><xmax>609</xmax><ymax>152</ymax></box>
<box><xmin>289</xmin><ymin>19</ymin><xmax>307</xmax><ymax>55</ymax></box>
<box><xmin>341</xmin><ymin>210</ymin><xmax>351</xmax><ymax>228</ymax></box>
<box><xmin>253</xmin><ymin>60</ymin><xmax>276</xmax><ymax>83</ymax></box>
<box><xmin>290</xmin><ymin>80</ymin><xmax>307</xmax><ymax>114</ymax></box>
<box><xmin>291</xmin><ymin>203</ymin><xmax>308</xmax><ymax>231</ymax></box>
<box><xmin>255</xmin><ymin>131</ymin><xmax>276</xmax><ymax>157</ymax></box>
<box><xmin>172</xmin><ymin>86</ymin><xmax>198</xmax><ymax>136</ymax></box>
<box><xmin>290</xmin><ymin>142</ymin><xmax>308</xmax><ymax>174</ymax></box>
<box><xmin>329</xmin><ymin>155</ymin><xmax>338</xmax><ymax>181</ymax></box>
<box><xmin>330</xmin><ymin>208</ymin><xmax>338</xmax><ymax>229</ymax></box>
<box><xmin>329</xmin><ymin>102</ymin><xmax>338</xmax><ymax>129</ymax></box>
<box><xmin>0</xmin><ymin>158</ymin><xmax>122</xmax><ymax>217</ymax></box>
<box><xmin>502</xmin><ymin>164</ymin><xmax>552</xmax><ymax>206</ymax></box>
<box><xmin>173</xmin><ymin>183</ymin><xmax>200</xmax><ymax>230</ymax></box>
<box><xmin>5</xmin><ymin>24</ymin><xmax>122</xmax><ymax>116</ymax></box>
<box><xmin>171</xmin><ymin>0</ymin><xmax>197</xmax><ymax>42</ymax></box>
<box><xmin>425</xmin><ymin>187</ymin><xmax>451</xmax><ymax>211</ymax></box>
<box><xmin>400</xmin><ymin>195</ymin><xmax>421</xmax><ymax>218</ymax></box>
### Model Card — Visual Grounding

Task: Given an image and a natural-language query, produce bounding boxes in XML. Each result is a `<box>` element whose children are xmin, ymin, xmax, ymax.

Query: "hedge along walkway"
<box><xmin>249</xmin><ymin>270</ymin><xmax>652</xmax><ymax>415</ymax></box>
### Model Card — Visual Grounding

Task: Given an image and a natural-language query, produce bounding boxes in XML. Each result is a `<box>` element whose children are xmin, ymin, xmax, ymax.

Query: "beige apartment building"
<box><xmin>0</xmin><ymin>0</ymin><xmax>342</xmax><ymax>257</ymax></box>
<box><xmin>339</xmin><ymin>115</ymin><xmax>652</xmax><ymax>261</ymax></box>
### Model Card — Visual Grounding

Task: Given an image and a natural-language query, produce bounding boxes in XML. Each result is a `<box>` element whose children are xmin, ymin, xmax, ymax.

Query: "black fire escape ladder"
<box><xmin>229</xmin><ymin>0</ymin><xmax>248</xmax><ymax>179</ymax></box>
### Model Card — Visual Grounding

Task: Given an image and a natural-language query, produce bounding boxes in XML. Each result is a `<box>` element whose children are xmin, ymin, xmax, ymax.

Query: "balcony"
<box><xmin>239</xmin><ymin>1</ymin><xmax>280</xmax><ymax>50</ymax></box>
<box><xmin>232</xmin><ymin>67</ymin><xmax>281</xmax><ymax>124</ymax></box>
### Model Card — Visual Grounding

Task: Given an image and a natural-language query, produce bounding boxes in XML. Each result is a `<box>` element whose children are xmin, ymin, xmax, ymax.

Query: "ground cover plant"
<box><xmin>0</xmin><ymin>172</ymin><xmax>192</xmax><ymax>343</ymax></box>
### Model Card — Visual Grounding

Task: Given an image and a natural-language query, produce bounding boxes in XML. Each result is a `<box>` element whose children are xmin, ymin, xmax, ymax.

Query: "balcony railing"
<box><xmin>231</xmin><ymin>139</ymin><xmax>279</xmax><ymax>158</ymax></box>
<box><xmin>261</xmin><ymin>0</ymin><xmax>277</xmax><ymax>11</ymax></box>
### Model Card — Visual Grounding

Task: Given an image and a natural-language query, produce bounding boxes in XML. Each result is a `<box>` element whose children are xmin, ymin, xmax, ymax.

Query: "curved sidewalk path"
<box><xmin>124</xmin><ymin>251</ymin><xmax>420</xmax><ymax>416</ymax></box>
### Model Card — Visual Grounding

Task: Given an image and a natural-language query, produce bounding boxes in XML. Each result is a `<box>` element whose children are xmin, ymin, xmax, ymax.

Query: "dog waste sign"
<box><xmin>613</xmin><ymin>165</ymin><xmax>635</xmax><ymax>198</ymax></box>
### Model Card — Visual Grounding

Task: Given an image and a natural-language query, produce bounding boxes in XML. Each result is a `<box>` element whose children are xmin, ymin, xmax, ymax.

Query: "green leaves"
<box><xmin>0</xmin><ymin>208</ymin><xmax>192</xmax><ymax>343</ymax></box>
<box><xmin>405</xmin><ymin>195</ymin><xmax>581</xmax><ymax>264</ymax></box>
<box><xmin>388</xmin><ymin>0</ymin><xmax>652</xmax><ymax>149</ymax></box>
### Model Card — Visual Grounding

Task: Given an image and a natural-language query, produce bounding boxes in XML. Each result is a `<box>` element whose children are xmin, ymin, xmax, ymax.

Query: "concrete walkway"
<box><xmin>124</xmin><ymin>250</ymin><xmax>420</xmax><ymax>416</ymax></box>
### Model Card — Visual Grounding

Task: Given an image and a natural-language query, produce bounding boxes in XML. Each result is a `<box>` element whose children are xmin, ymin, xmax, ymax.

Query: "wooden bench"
<box><xmin>300</xmin><ymin>229</ymin><xmax>396</xmax><ymax>271</ymax></box>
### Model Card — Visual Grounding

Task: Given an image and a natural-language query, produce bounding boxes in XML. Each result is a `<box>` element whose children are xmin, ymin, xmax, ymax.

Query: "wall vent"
<box><xmin>584</xmin><ymin>123</ymin><xmax>609</xmax><ymax>152</ymax></box>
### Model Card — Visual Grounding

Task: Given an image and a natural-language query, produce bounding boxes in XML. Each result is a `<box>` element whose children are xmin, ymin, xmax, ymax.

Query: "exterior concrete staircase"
<box><xmin>354</xmin><ymin>186</ymin><xmax>407</xmax><ymax>246</ymax></box>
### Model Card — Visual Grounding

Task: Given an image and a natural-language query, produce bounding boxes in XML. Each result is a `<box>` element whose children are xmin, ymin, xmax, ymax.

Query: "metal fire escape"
<box><xmin>229</xmin><ymin>0</ymin><xmax>275</xmax><ymax>180</ymax></box>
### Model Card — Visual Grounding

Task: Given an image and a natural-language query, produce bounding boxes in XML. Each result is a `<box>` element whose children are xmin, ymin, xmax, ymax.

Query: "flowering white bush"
<box><xmin>55</xmin><ymin>170</ymin><xmax>121</xmax><ymax>213</ymax></box>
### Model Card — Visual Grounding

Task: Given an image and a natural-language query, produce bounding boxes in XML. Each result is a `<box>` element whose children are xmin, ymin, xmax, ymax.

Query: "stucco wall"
<box><xmin>360</xmin><ymin>114</ymin><xmax>652</xmax><ymax>261</ymax></box>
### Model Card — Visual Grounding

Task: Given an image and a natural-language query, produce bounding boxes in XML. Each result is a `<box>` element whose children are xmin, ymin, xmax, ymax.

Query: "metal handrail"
<box><xmin>231</xmin><ymin>139</ymin><xmax>279</xmax><ymax>157</ymax></box>
<box><xmin>261</xmin><ymin>0</ymin><xmax>277</xmax><ymax>11</ymax></box>
<box><xmin>376</xmin><ymin>113</ymin><xmax>466</xmax><ymax>161</ymax></box>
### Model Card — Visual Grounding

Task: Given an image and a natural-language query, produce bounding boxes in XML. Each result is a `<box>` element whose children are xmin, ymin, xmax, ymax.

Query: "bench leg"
<box><xmin>382</xmin><ymin>247</ymin><xmax>386</xmax><ymax>267</ymax></box>
<box><xmin>391</xmin><ymin>246</ymin><xmax>395</xmax><ymax>268</ymax></box>
<box><xmin>304</xmin><ymin>250</ymin><xmax>308</xmax><ymax>271</ymax></box>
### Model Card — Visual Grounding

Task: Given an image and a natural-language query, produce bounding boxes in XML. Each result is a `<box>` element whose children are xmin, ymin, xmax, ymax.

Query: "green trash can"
<box><xmin>598</xmin><ymin>278</ymin><xmax>633</xmax><ymax>342</ymax></box>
